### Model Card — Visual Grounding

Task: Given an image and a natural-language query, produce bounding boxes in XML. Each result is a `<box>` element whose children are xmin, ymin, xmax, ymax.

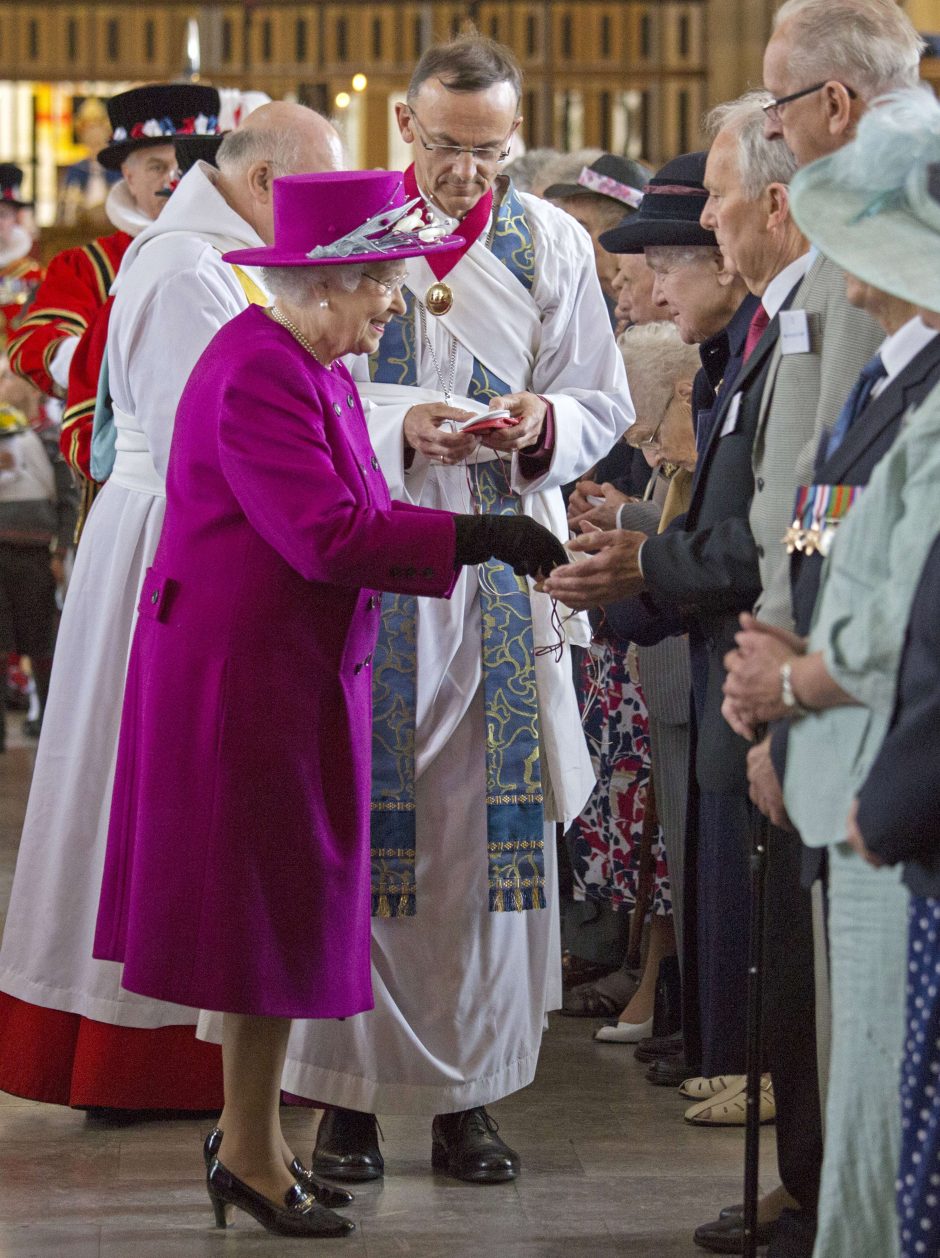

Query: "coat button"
<box><xmin>151</xmin><ymin>589</ymin><xmax>159</xmax><ymax>604</ymax></box>
<box><xmin>364</xmin><ymin>652</ymin><xmax>373</xmax><ymax>666</ymax></box>
<box><xmin>370</xmin><ymin>455</ymin><xmax>379</xmax><ymax>471</ymax></box>
<box><xmin>757</xmin><ymin>476</ymin><xmax>765</xmax><ymax>491</ymax></box>
<box><xmin>347</xmin><ymin>394</ymin><xmax>355</xmax><ymax>408</ymax></box>
<box><xmin>333</xmin><ymin>401</ymin><xmax>342</xmax><ymax>415</ymax></box>
<box><xmin>757</xmin><ymin>544</ymin><xmax>765</xmax><ymax>558</ymax></box>
<box><xmin>354</xmin><ymin>663</ymin><xmax>362</xmax><ymax>675</ymax></box>
<box><xmin>422</xmin><ymin>566</ymin><xmax>435</xmax><ymax>578</ymax></box>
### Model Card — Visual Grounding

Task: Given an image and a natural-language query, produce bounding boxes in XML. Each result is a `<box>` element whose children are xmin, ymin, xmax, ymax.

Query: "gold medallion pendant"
<box><xmin>425</xmin><ymin>281</ymin><xmax>454</xmax><ymax>316</ymax></box>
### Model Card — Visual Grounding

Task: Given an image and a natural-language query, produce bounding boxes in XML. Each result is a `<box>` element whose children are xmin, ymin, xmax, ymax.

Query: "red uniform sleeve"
<box><xmin>60</xmin><ymin>296</ymin><xmax>112</xmax><ymax>481</ymax></box>
<box><xmin>0</xmin><ymin>258</ymin><xmax>44</xmax><ymax>353</ymax></box>
<box><xmin>8</xmin><ymin>233</ymin><xmax>129</xmax><ymax>397</ymax></box>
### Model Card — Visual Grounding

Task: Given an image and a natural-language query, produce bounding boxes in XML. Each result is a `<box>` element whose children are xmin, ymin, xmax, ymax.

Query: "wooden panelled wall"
<box><xmin>0</xmin><ymin>1</ymin><xmax>712</xmax><ymax>165</ymax></box>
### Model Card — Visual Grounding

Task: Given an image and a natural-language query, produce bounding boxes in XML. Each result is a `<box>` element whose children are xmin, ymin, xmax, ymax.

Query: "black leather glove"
<box><xmin>453</xmin><ymin>513</ymin><xmax>569</xmax><ymax>579</ymax></box>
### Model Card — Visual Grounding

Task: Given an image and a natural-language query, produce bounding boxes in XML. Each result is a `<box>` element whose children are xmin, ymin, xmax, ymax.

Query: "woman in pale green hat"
<box><xmin>721</xmin><ymin>86</ymin><xmax>940</xmax><ymax>1258</ymax></box>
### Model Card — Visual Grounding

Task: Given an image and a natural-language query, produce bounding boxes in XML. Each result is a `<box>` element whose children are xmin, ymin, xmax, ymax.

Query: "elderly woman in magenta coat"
<box><xmin>92</xmin><ymin>170</ymin><xmax>566</xmax><ymax>1240</ymax></box>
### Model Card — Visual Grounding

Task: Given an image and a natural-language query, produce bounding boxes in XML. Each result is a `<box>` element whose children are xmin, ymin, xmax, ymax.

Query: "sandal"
<box><xmin>679</xmin><ymin>1074</ymin><xmax>744</xmax><ymax>1101</ymax></box>
<box><xmin>683</xmin><ymin>1075</ymin><xmax>775</xmax><ymax>1126</ymax></box>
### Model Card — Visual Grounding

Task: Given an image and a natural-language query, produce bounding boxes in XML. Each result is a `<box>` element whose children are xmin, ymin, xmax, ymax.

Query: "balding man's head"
<box><xmin>215</xmin><ymin>102</ymin><xmax>344</xmax><ymax>243</ymax></box>
<box><xmin>219</xmin><ymin>101</ymin><xmax>344</xmax><ymax>177</ymax></box>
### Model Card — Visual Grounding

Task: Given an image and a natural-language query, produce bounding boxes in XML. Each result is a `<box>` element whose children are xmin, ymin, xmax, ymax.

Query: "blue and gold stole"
<box><xmin>368</xmin><ymin>182</ymin><xmax>545</xmax><ymax>917</ymax></box>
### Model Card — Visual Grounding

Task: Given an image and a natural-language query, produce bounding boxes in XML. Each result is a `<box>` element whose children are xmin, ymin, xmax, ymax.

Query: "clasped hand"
<box><xmin>722</xmin><ymin>612</ymin><xmax>807</xmax><ymax>740</ymax></box>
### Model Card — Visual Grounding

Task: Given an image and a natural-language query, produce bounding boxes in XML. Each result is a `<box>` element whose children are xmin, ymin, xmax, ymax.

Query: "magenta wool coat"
<box><xmin>93</xmin><ymin>304</ymin><xmax>457</xmax><ymax>1019</ymax></box>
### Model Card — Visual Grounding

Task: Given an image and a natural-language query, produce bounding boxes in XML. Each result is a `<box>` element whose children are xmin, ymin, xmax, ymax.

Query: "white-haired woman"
<box><xmin>93</xmin><ymin>170</ymin><xmax>566</xmax><ymax>1238</ymax></box>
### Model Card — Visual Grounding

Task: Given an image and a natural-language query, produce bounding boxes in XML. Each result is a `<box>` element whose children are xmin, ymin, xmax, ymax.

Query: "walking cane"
<box><xmin>742</xmin><ymin>801</ymin><xmax>769</xmax><ymax>1258</ymax></box>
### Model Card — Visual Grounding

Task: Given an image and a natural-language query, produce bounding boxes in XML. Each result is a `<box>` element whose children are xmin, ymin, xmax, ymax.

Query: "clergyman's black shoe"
<box><xmin>431</xmin><ymin>1107</ymin><xmax>520</xmax><ymax>1183</ymax></box>
<box><xmin>203</xmin><ymin>1127</ymin><xmax>354</xmax><ymax>1207</ymax></box>
<box><xmin>693</xmin><ymin>1212</ymin><xmax>773</xmax><ymax>1253</ymax></box>
<box><xmin>311</xmin><ymin>1107</ymin><xmax>384</xmax><ymax>1182</ymax></box>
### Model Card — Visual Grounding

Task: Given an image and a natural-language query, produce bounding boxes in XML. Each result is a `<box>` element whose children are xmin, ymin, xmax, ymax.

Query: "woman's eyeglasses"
<box><xmin>363</xmin><ymin>272</ymin><xmax>408</xmax><ymax>297</ymax></box>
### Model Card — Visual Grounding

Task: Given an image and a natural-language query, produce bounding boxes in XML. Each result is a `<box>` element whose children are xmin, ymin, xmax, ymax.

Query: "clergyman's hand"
<box><xmin>480</xmin><ymin>392</ymin><xmax>547</xmax><ymax>454</ymax></box>
<box><xmin>403</xmin><ymin>402</ymin><xmax>480</xmax><ymax>465</ymax></box>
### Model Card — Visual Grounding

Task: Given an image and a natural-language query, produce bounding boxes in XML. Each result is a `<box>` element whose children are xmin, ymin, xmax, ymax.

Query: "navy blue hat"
<box><xmin>599</xmin><ymin>152</ymin><xmax>716</xmax><ymax>254</ymax></box>
<box><xmin>0</xmin><ymin>164</ymin><xmax>31</xmax><ymax>209</ymax></box>
<box><xmin>97</xmin><ymin>84</ymin><xmax>223</xmax><ymax>171</ymax></box>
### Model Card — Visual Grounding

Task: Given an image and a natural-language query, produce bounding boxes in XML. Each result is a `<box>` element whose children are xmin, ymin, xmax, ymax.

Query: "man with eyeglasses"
<box><xmin>278</xmin><ymin>31</ymin><xmax>631</xmax><ymax>1187</ymax></box>
<box><xmin>762</xmin><ymin>0</ymin><xmax>923</xmax><ymax>169</ymax></box>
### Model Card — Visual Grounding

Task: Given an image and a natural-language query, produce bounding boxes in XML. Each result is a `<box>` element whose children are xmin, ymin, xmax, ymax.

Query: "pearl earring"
<box><xmin>319</xmin><ymin>299</ymin><xmax>329</xmax><ymax>309</ymax></box>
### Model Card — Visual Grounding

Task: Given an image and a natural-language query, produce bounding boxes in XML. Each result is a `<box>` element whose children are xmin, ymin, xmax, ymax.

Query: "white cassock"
<box><xmin>200</xmin><ymin>192</ymin><xmax>634</xmax><ymax>1114</ymax></box>
<box><xmin>0</xmin><ymin>163</ymin><xmax>266</xmax><ymax>1031</ymax></box>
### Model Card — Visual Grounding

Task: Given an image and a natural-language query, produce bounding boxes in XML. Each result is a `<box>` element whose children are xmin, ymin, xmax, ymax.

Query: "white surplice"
<box><xmin>0</xmin><ymin>163</ymin><xmax>267</xmax><ymax>1028</ymax></box>
<box><xmin>206</xmin><ymin>191</ymin><xmax>633</xmax><ymax>1113</ymax></box>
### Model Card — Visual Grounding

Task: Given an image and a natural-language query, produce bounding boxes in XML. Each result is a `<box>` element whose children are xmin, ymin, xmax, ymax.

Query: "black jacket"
<box><xmin>636</xmin><ymin>303</ymin><xmax>786</xmax><ymax>794</ymax></box>
<box><xmin>857</xmin><ymin>532</ymin><xmax>940</xmax><ymax>896</ymax></box>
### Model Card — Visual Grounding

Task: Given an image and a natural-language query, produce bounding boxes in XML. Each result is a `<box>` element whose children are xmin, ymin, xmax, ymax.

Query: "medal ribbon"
<box><xmin>785</xmin><ymin>483</ymin><xmax>864</xmax><ymax>554</ymax></box>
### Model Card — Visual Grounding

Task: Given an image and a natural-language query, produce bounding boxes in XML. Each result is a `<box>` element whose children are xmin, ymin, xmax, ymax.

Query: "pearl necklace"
<box><xmin>268</xmin><ymin>305</ymin><xmax>329</xmax><ymax>367</ymax></box>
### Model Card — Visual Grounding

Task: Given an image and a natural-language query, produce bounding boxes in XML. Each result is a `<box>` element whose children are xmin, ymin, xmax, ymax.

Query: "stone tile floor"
<box><xmin>0</xmin><ymin>714</ymin><xmax>776</xmax><ymax>1256</ymax></box>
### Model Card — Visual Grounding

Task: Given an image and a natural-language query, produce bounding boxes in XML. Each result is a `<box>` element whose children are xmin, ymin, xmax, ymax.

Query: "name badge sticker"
<box><xmin>719</xmin><ymin>392</ymin><xmax>743</xmax><ymax>437</ymax></box>
<box><xmin>779</xmin><ymin>309</ymin><xmax>811</xmax><ymax>355</ymax></box>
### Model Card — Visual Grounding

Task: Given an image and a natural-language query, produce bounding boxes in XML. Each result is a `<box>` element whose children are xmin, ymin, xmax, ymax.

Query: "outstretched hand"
<box><xmin>539</xmin><ymin>529</ymin><xmax>646</xmax><ymax>609</ymax></box>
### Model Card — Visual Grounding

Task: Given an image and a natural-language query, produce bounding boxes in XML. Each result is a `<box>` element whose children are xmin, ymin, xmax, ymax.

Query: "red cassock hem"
<box><xmin>0</xmin><ymin>991</ymin><xmax>224</xmax><ymax>1109</ymax></box>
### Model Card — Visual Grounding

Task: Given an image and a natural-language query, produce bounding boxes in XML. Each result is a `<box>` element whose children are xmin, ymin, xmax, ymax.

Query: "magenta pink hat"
<box><xmin>223</xmin><ymin>169</ymin><xmax>462</xmax><ymax>268</ymax></box>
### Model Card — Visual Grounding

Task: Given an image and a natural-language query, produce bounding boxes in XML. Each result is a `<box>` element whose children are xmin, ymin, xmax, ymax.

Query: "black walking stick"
<box><xmin>742</xmin><ymin>801</ymin><xmax>770</xmax><ymax>1258</ymax></box>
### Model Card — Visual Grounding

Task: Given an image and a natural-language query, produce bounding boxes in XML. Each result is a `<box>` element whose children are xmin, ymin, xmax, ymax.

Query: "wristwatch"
<box><xmin>779</xmin><ymin>659</ymin><xmax>810</xmax><ymax>719</ymax></box>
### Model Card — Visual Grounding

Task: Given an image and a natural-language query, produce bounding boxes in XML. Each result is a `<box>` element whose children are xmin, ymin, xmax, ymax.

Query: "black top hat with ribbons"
<box><xmin>599</xmin><ymin>152</ymin><xmax>716</xmax><ymax>254</ymax></box>
<box><xmin>543</xmin><ymin>154</ymin><xmax>650</xmax><ymax>211</ymax></box>
<box><xmin>0</xmin><ymin>164</ymin><xmax>31</xmax><ymax>210</ymax></box>
<box><xmin>97</xmin><ymin>84</ymin><xmax>223</xmax><ymax>171</ymax></box>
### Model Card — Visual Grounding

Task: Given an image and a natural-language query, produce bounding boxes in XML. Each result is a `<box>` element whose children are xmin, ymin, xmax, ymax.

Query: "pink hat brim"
<box><xmin>222</xmin><ymin>233</ymin><xmax>464</xmax><ymax>268</ymax></box>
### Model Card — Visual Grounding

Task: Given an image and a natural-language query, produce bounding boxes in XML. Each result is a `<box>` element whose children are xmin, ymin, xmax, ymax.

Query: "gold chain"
<box><xmin>268</xmin><ymin>305</ymin><xmax>326</xmax><ymax>366</ymax></box>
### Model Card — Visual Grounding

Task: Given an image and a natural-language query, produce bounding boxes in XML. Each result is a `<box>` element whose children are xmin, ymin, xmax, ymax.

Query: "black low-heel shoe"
<box><xmin>206</xmin><ymin>1157</ymin><xmax>355</xmax><ymax>1238</ymax></box>
<box><xmin>203</xmin><ymin>1127</ymin><xmax>354</xmax><ymax>1208</ymax></box>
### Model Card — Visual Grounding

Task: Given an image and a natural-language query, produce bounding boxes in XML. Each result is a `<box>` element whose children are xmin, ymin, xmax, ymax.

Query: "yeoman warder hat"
<box><xmin>97</xmin><ymin>84</ymin><xmax>223</xmax><ymax>171</ymax></box>
<box><xmin>0</xmin><ymin>164</ymin><xmax>31</xmax><ymax>210</ymax></box>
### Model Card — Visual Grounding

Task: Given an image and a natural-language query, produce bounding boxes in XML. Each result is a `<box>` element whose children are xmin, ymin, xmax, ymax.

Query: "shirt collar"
<box><xmin>761</xmin><ymin>251</ymin><xmax>813</xmax><ymax>321</ymax></box>
<box><xmin>879</xmin><ymin>316</ymin><xmax>939</xmax><ymax>384</ymax></box>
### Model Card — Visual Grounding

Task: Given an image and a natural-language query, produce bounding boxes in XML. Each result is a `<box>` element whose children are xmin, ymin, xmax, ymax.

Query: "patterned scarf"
<box><xmin>368</xmin><ymin>178</ymin><xmax>546</xmax><ymax>917</ymax></box>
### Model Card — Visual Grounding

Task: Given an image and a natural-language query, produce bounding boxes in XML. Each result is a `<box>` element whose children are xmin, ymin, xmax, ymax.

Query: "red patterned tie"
<box><xmin>742</xmin><ymin>303</ymin><xmax>770</xmax><ymax>362</ymax></box>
